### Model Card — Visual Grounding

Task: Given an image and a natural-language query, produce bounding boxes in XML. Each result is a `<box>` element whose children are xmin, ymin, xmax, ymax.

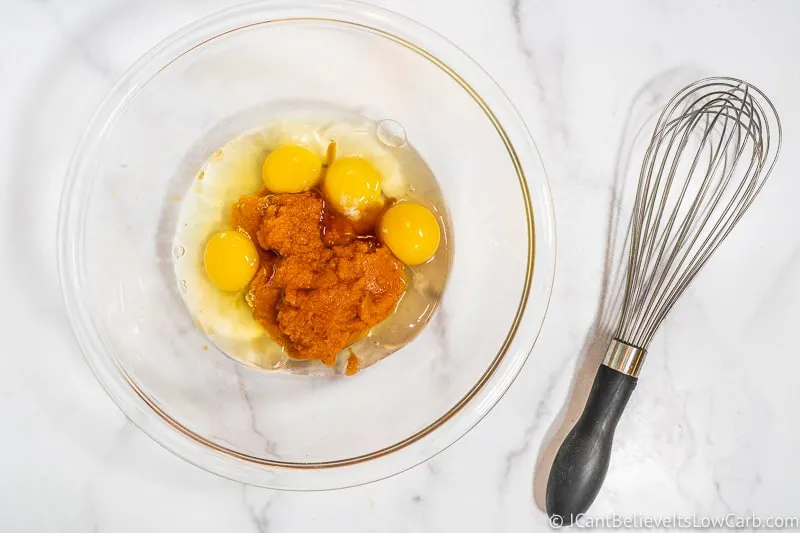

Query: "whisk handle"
<box><xmin>546</xmin><ymin>364</ymin><xmax>637</xmax><ymax>524</ymax></box>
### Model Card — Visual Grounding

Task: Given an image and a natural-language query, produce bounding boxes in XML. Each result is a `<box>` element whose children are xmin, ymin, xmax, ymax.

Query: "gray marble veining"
<box><xmin>2</xmin><ymin>0</ymin><xmax>800</xmax><ymax>531</ymax></box>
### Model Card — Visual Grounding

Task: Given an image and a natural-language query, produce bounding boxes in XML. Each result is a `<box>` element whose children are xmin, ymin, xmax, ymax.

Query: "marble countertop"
<box><xmin>3</xmin><ymin>0</ymin><xmax>800</xmax><ymax>531</ymax></box>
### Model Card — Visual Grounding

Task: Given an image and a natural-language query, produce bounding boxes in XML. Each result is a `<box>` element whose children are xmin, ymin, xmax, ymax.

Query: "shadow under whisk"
<box><xmin>532</xmin><ymin>68</ymin><xmax>707</xmax><ymax>513</ymax></box>
<box><xmin>540</xmin><ymin>74</ymin><xmax>782</xmax><ymax>522</ymax></box>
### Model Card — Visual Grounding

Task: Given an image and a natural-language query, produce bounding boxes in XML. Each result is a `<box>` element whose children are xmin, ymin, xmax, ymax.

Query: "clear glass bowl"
<box><xmin>57</xmin><ymin>0</ymin><xmax>556</xmax><ymax>489</ymax></box>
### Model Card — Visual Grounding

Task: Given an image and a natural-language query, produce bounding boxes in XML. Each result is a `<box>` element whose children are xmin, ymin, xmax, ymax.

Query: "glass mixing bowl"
<box><xmin>57</xmin><ymin>0</ymin><xmax>555</xmax><ymax>489</ymax></box>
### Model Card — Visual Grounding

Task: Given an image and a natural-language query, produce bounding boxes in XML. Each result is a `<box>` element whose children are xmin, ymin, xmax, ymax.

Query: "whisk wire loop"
<box><xmin>615</xmin><ymin>78</ymin><xmax>781</xmax><ymax>348</ymax></box>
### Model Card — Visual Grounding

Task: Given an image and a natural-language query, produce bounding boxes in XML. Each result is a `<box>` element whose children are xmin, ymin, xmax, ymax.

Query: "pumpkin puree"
<box><xmin>232</xmin><ymin>191</ymin><xmax>406</xmax><ymax>367</ymax></box>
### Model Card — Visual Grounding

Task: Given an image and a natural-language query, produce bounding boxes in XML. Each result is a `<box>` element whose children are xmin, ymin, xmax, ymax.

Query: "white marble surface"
<box><xmin>2</xmin><ymin>0</ymin><xmax>800</xmax><ymax>531</ymax></box>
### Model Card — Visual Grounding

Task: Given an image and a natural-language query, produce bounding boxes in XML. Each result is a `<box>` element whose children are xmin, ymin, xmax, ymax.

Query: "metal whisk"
<box><xmin>547</xmin><ymin>78</ymin><xmax>782</xmax><ymax>522</ymax></box>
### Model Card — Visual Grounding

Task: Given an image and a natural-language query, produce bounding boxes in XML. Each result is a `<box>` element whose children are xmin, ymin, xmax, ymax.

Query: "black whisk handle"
<box><xmin>546</xmin><ymin>364</ymin><xmax>637</xmax><ymax>525</ymax></box>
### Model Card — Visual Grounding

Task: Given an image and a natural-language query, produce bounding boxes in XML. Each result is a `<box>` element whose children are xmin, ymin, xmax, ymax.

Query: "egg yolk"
<box><xmin>262</xmin><ymin>145</ymin><xmax>322</xmax><ymax>193</ymax></box>
<box><xmin>322</xmin><ymin>156</ymin><xmax>383</xmax><ymax>217</ymax></box>
<box><xmin>204</xmin><ymin>230</ymin><xmax>260</xmax><ymax>291</ymax></box>
<box><xmin>379</xmin><ymin>203</ymin><xmax>441</xmax><ymax>266</ymax></box>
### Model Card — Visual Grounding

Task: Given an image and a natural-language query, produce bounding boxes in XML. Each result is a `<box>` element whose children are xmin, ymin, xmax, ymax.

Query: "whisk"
<box><xmin>546</xmin><ymin>77</ymin><xmax>782</xmax><ymax>522</ymax></box>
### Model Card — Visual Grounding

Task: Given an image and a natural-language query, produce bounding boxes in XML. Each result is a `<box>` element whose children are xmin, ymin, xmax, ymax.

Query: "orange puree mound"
<box><xmin>235</xmin><ymin>192</ymin><xmax>406</xmax><ymax>367</ymax></box>
<box><xmin>231</xmin><ymin>194</ymin><xmax>266</xmax><ymax>241</ymax></box>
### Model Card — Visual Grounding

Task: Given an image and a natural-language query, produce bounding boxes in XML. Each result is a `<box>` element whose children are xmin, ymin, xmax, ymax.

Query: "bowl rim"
<box><xmin>57</xmin><ymin>0</ymin><xmax>557</xmax><ymax>489</ymax></box>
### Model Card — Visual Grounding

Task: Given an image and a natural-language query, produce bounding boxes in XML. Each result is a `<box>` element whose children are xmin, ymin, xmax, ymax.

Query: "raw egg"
<box><xmin>173</xmin><ymin>114</ymin><xmax>451</xmax><ymax>371</ymax></box>
<box><xmin>174</xmin><ymin>131</ymin><xmax>285</xmax><ymax>363</ymax></box>
<box><xmin>204</xmin><ymin>230</ymin><xmax>260</xmax><ymax>291</ymax></box>
<box><xmin>262</xmin><ymin>144</ymin><xmax>322</xmax><ymax>193</ymax></box>
<box><xmin>322</xmin><ymin>156</ymin><xmax>384</xmax><ymax>218</ymax></box>
<box><xmin>379</xmin><ymin>203</ymin><xmax>441</xmax><ymax>265</ymax></box>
